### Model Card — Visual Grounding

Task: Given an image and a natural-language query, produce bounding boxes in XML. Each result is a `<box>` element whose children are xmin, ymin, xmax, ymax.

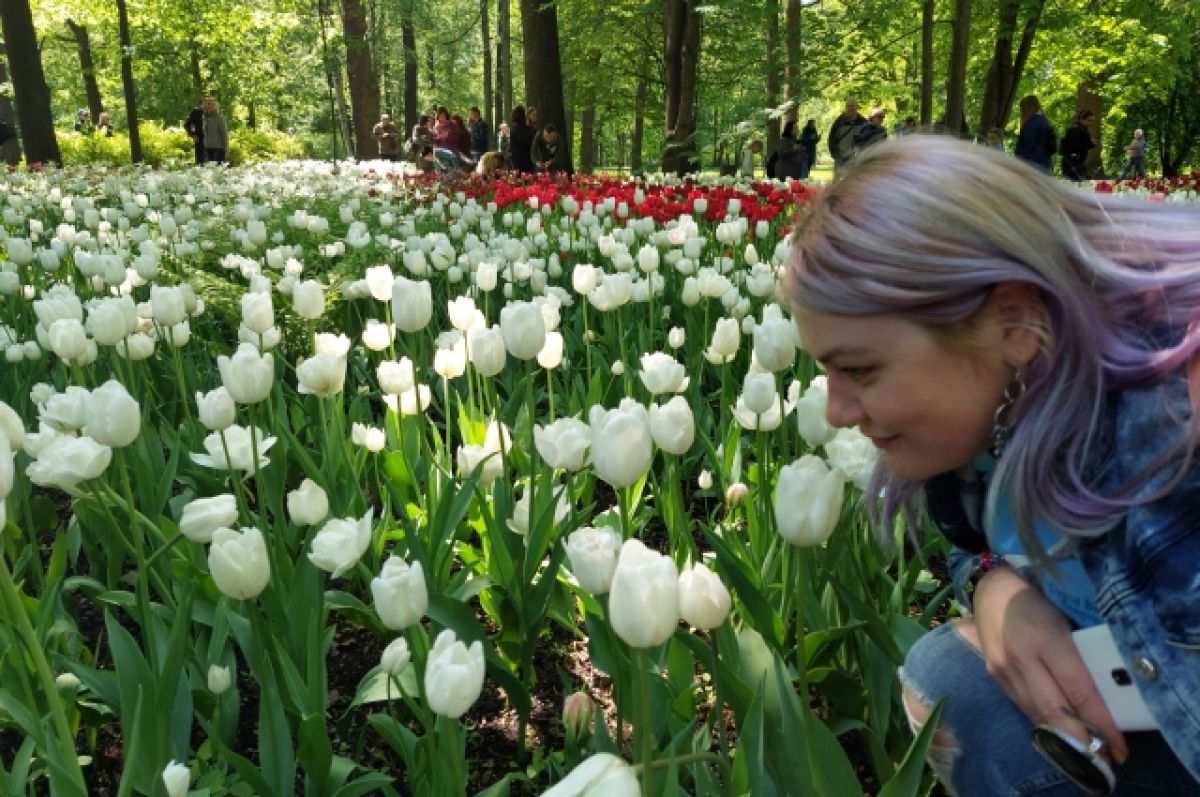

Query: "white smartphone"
<box><xmin>1071</xmin><ymin>624</ymin><xmax>1159</xmax><ymax>731</ymax></box>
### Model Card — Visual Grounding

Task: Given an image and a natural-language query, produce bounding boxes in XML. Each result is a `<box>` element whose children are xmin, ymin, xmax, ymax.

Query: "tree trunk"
<box><xmin>0</xmin><ymin>0</ymin><xmax>61</xmax><ymax>164</ymax></box>
<box><xmin>482</xmin><ymin>0</ymin><xmax>492</xmax><ymax>127</ymax></box>
<box><xmin>66</xmin><ymin>19</ymin><xmax>103</xmax><ymax>121</ymax></box>
<box><xmin>401</xmin><ymin>5</ymin><xmax>417</xmax><ymax>133</ymax></box>
<box><xmin>785</xmin><ymin>0</ymin><xmax>801</xmax><ymax>119</ymax></box>
<box><xmin>520</xmin><ymin>0</ymin><xmax>571</xmax><ymax>171</ymax></box>
<box><xmin>1076</xmin><ymin>77</ymin><xmax>1102</xmax><ymax>176</ymax></box>
<box><xmin>115</xmin><ymin>0</ymin><xmax>142</xmax><ymax>163</ymax></box>
<box><xmin>189</xmin><ymin>41</ymin><xmax>204</xmax><ymax>101</ymax></box>
<box><xmin>944</xmin><ymin>0</ymin><xmax>972</xmax><ymax>135</ymax></box>
<box><xmin>765</xmin><ymin>0</ymin><xmax>780</xmax><ymax>154</ymax></box>
<box><xmin>631</xmin><ymin>74</ymin><xmax>646</xmax><ymax>174</ymax></box>
<box><xmin>662</xmin><ymin>0</ymin><xmax>701</xmax><ymax>175</ymax></box>
<box><xmin>919</xmin><ymin>0</ymin><xmax>933</xmax><ymax>125</ymax></box>
<box><xmin>976</xmin><ymin>0</ymin><xmax>1045</xmax><ymax>137</ymax></box>
<box><xmin>498</xmin><ymin>0</ymin><xmax>511</xmax><ymax>125</ymax></box>
<box><xmin>0</xmin><ymin>45</ymin><xmax>22</xmax><ymax>165</ymax></box>
<box><xmin>340</xmin><ymin>0</ymin><xmax>380</xmax><ymax>158</ymax></box>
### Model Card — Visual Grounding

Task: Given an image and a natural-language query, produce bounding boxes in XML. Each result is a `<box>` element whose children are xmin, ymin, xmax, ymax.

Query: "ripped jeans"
<box><xmin>899</xmin><ymin>622</ymin><xmax>1196</xmax><ymax>796</ymax></box>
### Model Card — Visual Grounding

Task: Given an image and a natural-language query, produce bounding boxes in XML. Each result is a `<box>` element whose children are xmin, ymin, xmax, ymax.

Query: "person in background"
<box><xmin>1060</xmin><ymin>109</ymin><xmax>1096</xmax><ymax>181</ymax></box>
<box><xmin>786</xmin><ymin>135</ymin><xmax>1200</xmax><ymax>797</ymax></box>
<box><xmin>1119</xmin><ymin>129</ymin><xmax>1148</xmax><ymax>180</ymax></box>
<box><xmin>184</xmin><ymin>103</ymin><xmax>205</xmax><ymax>165</ymax></box>
<box><xmin>985</xmin><ymin>126</ymin><xmax>1005</xmax><ymax>152</ymax></box>
<box><xmin>409</xmin><ymin>115</ymin><xmax>434</xmax><ymax>166</ymax></box>
<box><xmin>531</xmin><ymin>123</ymin><xmax>565</xmax><ymax>174</ymax></box>
<box><xmin>468</xmin><ymin>107</ymin><xmax>489</xmax><ymax>163</ymax></box>
<box><xmin>508</xmin><ymin>106</ymin><xmax>535</xmax><ymax>173</ymax></box>
<box><xmin>799</xmin><ymin>119</ymin><xmax>820</xmax><ymax>178</ymax></box>
<box><xmin>497</xmin><ymin>122</ymin><xmax>511</xmax><ymax>163</ymax></box>
<box><xmin>896</xmin><ymin>116</ymin><xmax>918</xmax><ymax>136</ymax></box>
<box><xmin>1014</xmin><ymin>95</ymin><xmax>1054</xmax><ymax>174</ymax></box>
<box><xmin>741</xmin><ymin>139</ymin><xmax>763</xmax><ymax>179</ymax></box>
<box><xmin>201</xmin><ymin>96</ymin><xmax>228</xmax><ymax>164</ymax></box>
<box><xmin>773</xmin><ymin>121</ymin><xmax>805</xmax><ymax>180</ymax></box>
<box><xmin>852</xmin><ymin>106</ymin><xmax>888</xmax><ymax>153</ymax></box>
<box><xmin>432</xmin><ymin>107</ymin><xmax>454</xmax><ymax>150</ymax></box>
<box><xmin>527</xmin><ymin>106</ymin><xmax>540</xmax><ymax>131</ymax></box>
<box><xmin>828</xmin><ymin>98</ymin><xmax>866</xmax><ymax>177</ymax></box>
<box><xmin>476</xmin><ymin>151</ymin><xmax>506</xmax><ymax>177</ymax></box>
<box><xmin>96</xmin><ymin>111</ymin><xmax>113</xmax><ymax>137</ymax></box>
<box><xmin>371</xmin><ymin>113</ymin><xmax>400</xmax><ymax>161</ymax></box>
<box><xmin>450</xmin><ymin>113</ymin><xmax>474</xmax><ymax>164</ymax></box>
<box><xmin>73</xmin><ymin>109</ymin><xmax>93</xmax><ymax>134</ymax></box>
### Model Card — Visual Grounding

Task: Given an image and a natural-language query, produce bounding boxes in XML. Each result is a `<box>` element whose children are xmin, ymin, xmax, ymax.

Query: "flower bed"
<box><xmin>0</xmin><ymin>161</ymin><xmax>947</xmax><ymax>796</ymax></box>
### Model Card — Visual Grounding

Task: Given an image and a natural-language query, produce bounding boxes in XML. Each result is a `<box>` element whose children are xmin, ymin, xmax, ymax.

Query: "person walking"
<box><xmin>828</xmin><ymin>99</ymin><xmax>866</xmax><ymax>176</ymax></box>
<box><xmin>371</xmin><ymin>113</ymin><xmax>400</xmax><ymax>160</ymax></box>
<box><xmin>497</xmin><ymin>122</ymin><xmax>511</xmax><ymax>163</ymax></box>
<box><xmin>1014</xmin><ymin>95</ymin><xmax>1055</xmax><ymax>174</ymax></box>
<box><xmin>1119</xmin><ymin>129</ymin><xmax>1148</xmax><ymax>180</ymax></box>
<box><xmin>201</xmin><ymin>97</ymin><xmax>228</xmax><ymax>164</ymax></box>
<box><xmin>773</xmin><ymin>122</ymin><xmax>805</xmax><ymax>180</ymax></box>
<box><xmin>1060</xmin><ymin>110</ymin><xmax>1096</xmax><ymax>181</ymax></box>
<box><xmin>741</xmin><ymin>139</ymin><xmax>763</xmax><ymax>178</ymax></box>
<box><xmin>799</xmin><ymin>119</ymin><xmax>820</xmax><ymax>178</ymax></box>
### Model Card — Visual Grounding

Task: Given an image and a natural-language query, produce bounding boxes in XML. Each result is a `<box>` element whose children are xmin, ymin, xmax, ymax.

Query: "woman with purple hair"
<box><xmin>786</xmin><ymin>135</ymin><xmax>1200</xmax><ymax>796</ymax></box>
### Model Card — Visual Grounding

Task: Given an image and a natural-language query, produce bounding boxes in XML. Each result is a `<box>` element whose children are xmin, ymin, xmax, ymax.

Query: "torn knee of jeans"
<box><xmin>902</xmin><ymin>687</ymin><xmax>960</xmax><ymax>753</ymax></box>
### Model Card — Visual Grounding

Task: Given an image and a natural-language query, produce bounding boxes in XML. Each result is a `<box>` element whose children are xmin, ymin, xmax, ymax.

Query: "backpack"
<box><xmin>765</xmin><ymin>150</ymin><xmax>778</xmax><ymax>179</ymax></box>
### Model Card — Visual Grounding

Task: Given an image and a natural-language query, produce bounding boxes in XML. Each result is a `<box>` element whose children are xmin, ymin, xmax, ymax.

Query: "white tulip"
<box><xmin>588</xmin><ymin>400</ymin><xmax>652</xmax><ymax>489</ymax></box>
<box><xmin>309</xmin><ymin>508</ymin><xmax>374</xmax><ymax>578</ymax></box>
<box><xmin>649</xmin><ymin>396</ymin><xmax>695</xmax><ymax>456</ymax></box>
<box><xmin>774</xmin><ymin>455</ymin><xmax>845</xmax><ymax>547</ymax></box>
<box><xmin>287</xmin><ymin>478</ymin><xmax>329</xmax><ymax>526</ymax></box>
<box><xmin>564</xmin><ymin>526</ymin><xmax>622</xmax><ymax>595</ymax></box>
<box><xmin>424</xmin><ymin>629</ymin><xmax>486</xmax><ymax>718</ymax></box>
<box><xmin>608</xmin><ymin>540</ymin><xmax>679</xmax><ymax>648</ymax></box>
<box><xmin>179</xmin><ymin>494</ymin><xmax>238</xmax><ymax>543</ymax></box>
<box><xmin>195</xmin><ymin>387</ymin><xmax>236</xmax><ymax>432</ymax></box>
<box><xmin>208</xmin><ymin>526</ymin><xmax>271</xmax><ymax>599</ymax></box>
<box><xmin>534</xmin><ymin>417</ymin><xmax>591</xmax><ymax>471</ymax></box>
<box><xmin>499</xmin><ymin>301</ymin><xmax>546</xmax><ymax>360</ymax></box>
<box><xmin>638</xmin><ymin>352</ymin><xmax>689</xmax><ymax>395</ymax></box>
<box><xmin>678</xmin><ymin>562</ymin><xmax>731</xmax><ymax>630</ymax></box>
<box><xmin>372</xmin><ymin>556</ymin><xmax>428</xmax><ymax>630</ymax></box>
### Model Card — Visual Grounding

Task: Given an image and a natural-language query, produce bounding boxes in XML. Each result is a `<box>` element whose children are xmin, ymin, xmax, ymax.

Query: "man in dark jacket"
<box><xmin>468</xmin><ymin>107</ymin><xmax>489</xmax><ymax>162</ymax></box>
<box><xmin>184</xmin><ymin>104</ymin><xmax>205</xmax><ymax>165</ymax></box>
<box><xmin>852</xmin><ymin>107</ymin><xmax>888</xmax><ymax>153</ymax></box>
<box><xmin>828</xmin><ymin>99</ymin><xmax>865</xmax><ymax>176</ymax></box>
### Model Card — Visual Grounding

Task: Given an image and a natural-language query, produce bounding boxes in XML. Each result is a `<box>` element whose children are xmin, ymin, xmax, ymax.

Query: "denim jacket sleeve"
<box><xmin>1080</xmin><ymin>361</ymin><xmax>1200</xmax><ymax>781</ymax></box>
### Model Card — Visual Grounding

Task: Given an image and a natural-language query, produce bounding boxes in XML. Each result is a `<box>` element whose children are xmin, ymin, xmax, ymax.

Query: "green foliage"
<box><xmin>228</xmin><ymin>127</ymin><xmax>307</xmax><ymax>166</ymax></box>
<box><xmin>55</xmin><ymin>121</ymin><xmax>307</xmax><ymax>166</ymax></box>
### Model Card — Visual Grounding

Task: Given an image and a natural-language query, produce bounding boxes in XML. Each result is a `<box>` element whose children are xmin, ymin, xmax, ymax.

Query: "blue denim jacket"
<box><xmin>930</xmin><ymin>363</ymin><xmax>1200</xmax><ymax>781</ymax></box>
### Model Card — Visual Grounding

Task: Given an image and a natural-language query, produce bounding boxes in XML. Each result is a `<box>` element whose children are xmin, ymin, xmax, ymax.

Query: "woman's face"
<box><xmin>794</xmin><ymin>303</ymin><xmax>1021</xmax><ymax>481</ymax></box>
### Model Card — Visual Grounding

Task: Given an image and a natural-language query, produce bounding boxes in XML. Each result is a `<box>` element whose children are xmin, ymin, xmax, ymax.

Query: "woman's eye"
<box><xmin>839</xmin><ymin>366</ymin><xmax>874</xmax><ymax>381</ymax></box>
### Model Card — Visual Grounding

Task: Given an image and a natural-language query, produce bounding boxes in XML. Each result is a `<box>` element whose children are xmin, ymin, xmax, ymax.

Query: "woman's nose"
<box><xmin>825</xmin><ymin>384</ymin><xmax>865</xmax><ymax>428</ymax></box>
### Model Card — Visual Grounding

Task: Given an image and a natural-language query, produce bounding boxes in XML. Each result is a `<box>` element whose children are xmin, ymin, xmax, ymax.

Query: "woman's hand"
<box><xmin>971</xmin><ymin>566</ymin><xmax>1129</xmax><ymax>764</ymax></box>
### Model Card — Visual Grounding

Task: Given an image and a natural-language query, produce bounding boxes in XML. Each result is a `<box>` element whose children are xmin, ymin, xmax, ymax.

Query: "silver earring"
<box><xmin>990</xmin><ymin>369</ymin><xmax>1027</xmax><ymax>458</ymax></box>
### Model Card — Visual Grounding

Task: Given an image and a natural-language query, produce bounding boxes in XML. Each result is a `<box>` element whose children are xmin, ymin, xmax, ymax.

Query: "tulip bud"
<box><xmin>424</xmin><ymin>629</ymin><xmax>486</xmax><ymax>718</ymax></box>
<box><xmin>668</xmin><ymin>326</ymin><xmax>686</xmax><ymax>349</ymax></box>
<box><xmin>372</xmin><ymin>556</ymin><xmax>428</xmax><ymax>630</ymax></box>
<box><xmin>380</xmin><ymin>637</ymin><xmax>411</xmax><ymax>677</ymax></box>
<box><xmin>468</xmin><ymin>325</ymin><xmax>508</xmax><ymax>378</ymax></box>
<box><xmin>499</xmin><ymin>301</ymin><xmax>546</xmax><ymax>360</ymax></box>
<box><xmin>161</xmin><ymin>760</ymin><xmax>190</xmax><ymax>797</ymax></box>
<box><xmin>753</xmin><ymin>317</ymin><xmax>797</xmax><ymax>373</ymax></box>
<box><xmin>179</xmin><ymin>494</ymin><xmax>238</xmax><ymax>543</ymax></box>
<box><xmin>774</xmin><ymin>455</ymin><xmax>845</xmax><ymax>547</ymax></box>
<box><xmin>240</xmin><ymin>291</ymin><xmax>274</xmax><ymax>334</ymax></box>
<box><xmin>292</xmin><ymin>280</ymin><xmax>325</xmax><ymax>320</ymax></box>
<box><xmin>287</xmin><ymin>478</ymin><xmax>329</xmax><ymax>526</ymax></box>
<box><xmin>391</xmin><ymin>277</ymin><xmax>432</xmax><ymax>332</ymax></box>
<box><xmin>678</xmin><ymin>562</ymin><xmax>732</xmax><ymax>630</ymax></box>
<box><xmin>795</xmin><ymin>376</ymin><xmax>836</xmax><ymax>447</ymax></box>
<box><xmin>589</xmin><ymin>401</ymin><xmax>652</xmax><ymax>489</ymax></box>
<box><xmin>742</xmin><ymin>372</ymin><xmax>777</xmax><ymax>416</ymax></box>
<box><xmin>562</xmin><ymin>692</ymin><xmax>595</xmax><ymax>744</ymax></box>
<box><xmin>84</xmin><ymin>380</ymin><xmax>141</xmax><ymax>447</ymax></box>
<box><xmin>208</xmin><ymin>527</ymin><xmax>271</xmax><ymax>600</ymax></box>
<box><xmin>725</xmin><ymin>482</ymin><xmax>749</xmax><ymax>506</ymax></box>
<box><xmin>648</xmin><ymin>396</ymin><xmax>694</xmax><ymax>456</ymax></box>
<box><xmin>207</xmin><ymin>664</ymin><xmax>232</xmax><ymax>695</ymax></box>
<box><xmin>564</xmin><ymin>526</ymin><xmax>622</xmax><ymax>594</ymax></box>
<box><xmin>608</xmin><ymin>539</ymin><xmax>679</xmax><ymax>648</ymax></box>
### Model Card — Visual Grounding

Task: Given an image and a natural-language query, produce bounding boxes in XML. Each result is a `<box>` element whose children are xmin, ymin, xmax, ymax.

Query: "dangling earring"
<box><xmin>990</xmin><ymin>368</ymin><xmax>1027</xmax><ymax>458</ymax></box>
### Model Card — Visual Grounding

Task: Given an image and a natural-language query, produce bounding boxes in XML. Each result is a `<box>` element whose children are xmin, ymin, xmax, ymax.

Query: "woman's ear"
<box><xmin>988</xmin><ymin>282</ymin><xmax>1047</xmax><ymax>367</ymax></box>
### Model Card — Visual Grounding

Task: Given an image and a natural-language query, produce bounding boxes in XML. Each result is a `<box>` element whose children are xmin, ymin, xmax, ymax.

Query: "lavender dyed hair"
<box><xmin>785</xmin><ymin>135</ymin><xmax>1200</xmax><ymax>564</ymax></box>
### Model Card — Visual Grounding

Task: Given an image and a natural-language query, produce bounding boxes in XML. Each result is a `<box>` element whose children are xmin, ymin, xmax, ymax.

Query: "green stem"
<box><xmin>637</xmin><ymin>649</ymin><xmax>654</xmax><ymax>797</ymax></box>
<box><xmin>0</xmin><ymin>547</ymin><xmax>87</xmax><ymax>795</ymax></box>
